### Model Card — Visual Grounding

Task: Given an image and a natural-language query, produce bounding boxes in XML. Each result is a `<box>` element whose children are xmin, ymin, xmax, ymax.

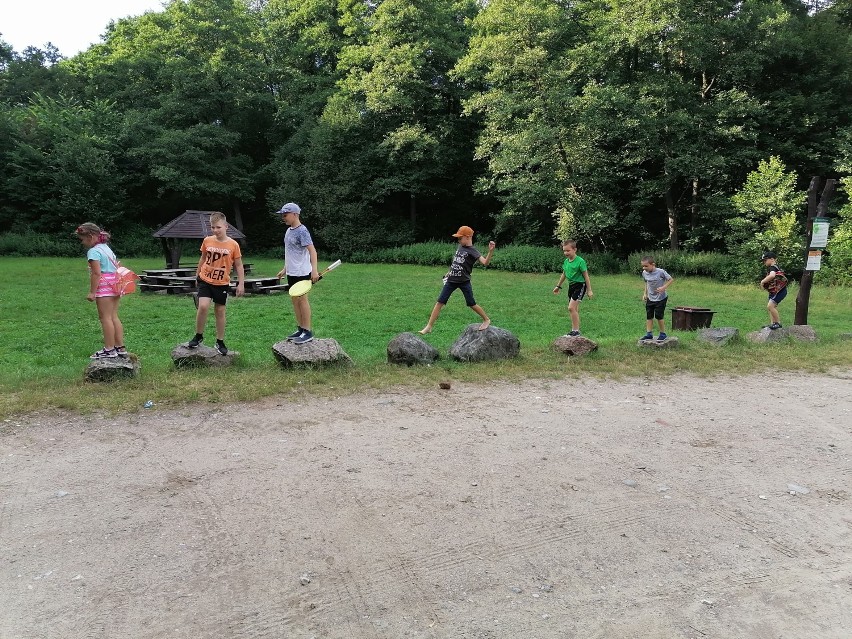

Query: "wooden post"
<box><xmin>794</xmin><ymin>178</ymin><xmax>836</xmax><ymax>325</ymax></box>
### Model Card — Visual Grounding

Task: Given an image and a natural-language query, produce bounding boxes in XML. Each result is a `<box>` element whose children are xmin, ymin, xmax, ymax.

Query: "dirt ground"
<box><xmin>1</xmin><ymin>370</ymin><xmax>851</xmax><ymax>639</ymax></box>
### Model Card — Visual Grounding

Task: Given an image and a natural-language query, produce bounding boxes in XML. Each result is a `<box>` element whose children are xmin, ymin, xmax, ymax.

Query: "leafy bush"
<box><xmin>0</xmin><ymin>226</ymin><xmax>162</xmax><ymax>259</ymax></box>
<box><xmin>0</xmin><ymin>233</ymin><xmax>78</xmax><ymax>256</ymax></box>
<box><xmin>626</xmin><ymin>250</ymin><xmax>731</xmax><ymax>278</ymax></box>
<box><xmin>350</xmin><ymin>242</ymin><xmax>626</xmax><ymax>275</ymax></box>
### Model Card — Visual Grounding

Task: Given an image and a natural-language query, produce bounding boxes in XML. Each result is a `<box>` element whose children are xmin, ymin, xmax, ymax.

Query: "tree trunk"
<box><xmin>691</xmin><ymin>177</ymin><xmax>699</xmax><ymax>230</ymax></box>
<box><xmin>231</xmin><ymin>200</ymin><xmax>244</xmax><ymax>233</ymax></box>
<box><xmin>666</xmin><ymin>185</ymin><xmax>679</xmax><ymax>250</ymax></box>
<box><xmin>410</xmin><ymin>193</ymin><xmax>417</xmax><ymax>228</ymax></box>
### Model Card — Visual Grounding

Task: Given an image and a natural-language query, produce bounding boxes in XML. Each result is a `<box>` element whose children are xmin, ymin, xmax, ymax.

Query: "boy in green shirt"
<box><xmin>553</xmin><ymin>240</ymin><xmax>594</xmax><ymax>336</ymax></box>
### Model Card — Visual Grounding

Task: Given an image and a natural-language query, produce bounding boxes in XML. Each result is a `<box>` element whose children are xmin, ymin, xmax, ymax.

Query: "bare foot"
<box><xmin>478</xmin><ymin>319</ymin><xmax>491</xmax><ymax>331</ymax></box>
<box><xmin>418</xmin><ymin>326</ymin><xmax>432</xmax><ymax>335</ymax></box>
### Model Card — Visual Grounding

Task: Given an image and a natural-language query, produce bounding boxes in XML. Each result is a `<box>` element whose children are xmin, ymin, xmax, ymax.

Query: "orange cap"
<box><xmin>452</xmin><ymin>225</ymin><xmax>474</xmax><ymax>237</ymax></box>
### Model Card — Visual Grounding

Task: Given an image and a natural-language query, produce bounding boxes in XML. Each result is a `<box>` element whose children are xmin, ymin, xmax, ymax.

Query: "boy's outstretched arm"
<box><xmin>479</xmin><ymin>241</ymin><xmax>496</xmax><ymax>266</ymax></box>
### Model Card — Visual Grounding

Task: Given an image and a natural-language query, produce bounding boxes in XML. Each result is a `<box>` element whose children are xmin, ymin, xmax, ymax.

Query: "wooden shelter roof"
<box><xmin>153</xmin><ymin>210</ymin><xmax>246</xmax><ymax>239</ymax></box>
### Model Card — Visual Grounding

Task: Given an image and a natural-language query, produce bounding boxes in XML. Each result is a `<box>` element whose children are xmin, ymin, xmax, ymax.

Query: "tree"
<box><xmin>728</xmin><ymin>156</ymin><xmax>806</xmax><ymax>280</ymax></box>
<box><xmin>0</xmin><ymin>95</ymin><xmax>127</xmax><ymax>234</ymax></box>
<box><xmin>69</xmin><ymin>0</ymin><xmax>273</xmax><ymax>231</ymax></box>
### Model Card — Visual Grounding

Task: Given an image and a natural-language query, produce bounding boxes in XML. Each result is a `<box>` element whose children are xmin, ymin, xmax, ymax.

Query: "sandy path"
<box><xmin>1</xmin><ymin>371</ymin><xmax>851</xmax><ymax>639</ymax></box>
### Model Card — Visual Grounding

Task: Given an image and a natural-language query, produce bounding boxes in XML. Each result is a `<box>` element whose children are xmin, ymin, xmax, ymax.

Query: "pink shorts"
<box><xmin>96</xmin><ymin>272</ymin><xmax>120</xmax><ymax>297</ymax></box>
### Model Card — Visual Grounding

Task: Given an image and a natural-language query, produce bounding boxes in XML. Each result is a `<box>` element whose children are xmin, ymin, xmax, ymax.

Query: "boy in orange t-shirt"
<box><xmin>187</xmin><ymin>212</ymin><xmax>245</xmax><ymax>354</ymax></box>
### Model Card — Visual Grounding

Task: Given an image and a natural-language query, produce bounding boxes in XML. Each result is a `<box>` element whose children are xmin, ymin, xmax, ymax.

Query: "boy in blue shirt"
<box><xmin>640</xmin><ymin>256</ymin><xmax>674</xmax><ymax>341</ymax></box>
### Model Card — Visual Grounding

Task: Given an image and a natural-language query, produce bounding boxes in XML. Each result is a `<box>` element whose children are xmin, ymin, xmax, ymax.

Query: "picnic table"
<box><xmin>138</xmin><ymin>269</ymin><xmax>285</xmax><ymax>295</ymax></box>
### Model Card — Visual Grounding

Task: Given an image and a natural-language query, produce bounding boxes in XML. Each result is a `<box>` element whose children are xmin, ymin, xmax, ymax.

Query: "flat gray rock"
<box><xmin>84</xmin><ymin>355</ymin><xmax>141</xmax><ymax>382</ymax></box>
<box><xmin>696</xmin><ymin>327</ymin><xmax>739</xmax><ymax>346</ymax></box>
<box><xmin>747</xmin><ymin>325</ymin><xmax>817</xmax><ymax>343</ymax></box>
<box><xmin>449</xmin><ymin>324</ymin><xmax>520</xmax><ymax>363</ymax></box>
<box><xmin>839</xmin><ymin>333</ymin><xmax>852</xmax><ymax>341</ymax></box>
<box><xmin>272</xmin><ymin>338</ymin><xmax>353</xmax><ymax>368</ymax></box>
<box><xmin>387</xmin><ymin>332</ymin><xmax>439</xmax><ymax>366</ymax></box>
<box><xmin>637</xmin><ymin>336</ymin><xmax>680</xmax><ymax>349</ymax></box>
<box><xmin>552</xmin><ymin>335</ymin><xmax>598</xmax><ymax>357</ymax></box>
<box><xmin>171</xmin><ymin>344</ymin><xmax>239</xmax><ymax>368</ymax></box>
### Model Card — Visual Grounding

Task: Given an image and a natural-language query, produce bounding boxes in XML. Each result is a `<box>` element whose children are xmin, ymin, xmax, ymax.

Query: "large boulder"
<box><xmin>387</xmin><ymin>332</ymin><xmax>440</xmax><ymax>366</ymax></box>
<box><xmin>637</xmin><ymin>336</ymin><xmax>680</xmax><ymax>349</ymax></box>
<box><xmin>449</xmin><ymin>324</ymin><xmax>520</xmax><ymax>363</ymax></box>
<box><xmin>747</xmin><ymin>325</ymin><xmax>817</xmax><ymax>343</ymax></box>
<box><xmin>171</xmin><ymin>344</ymin><xmax>239</xmax><ymax>368</ymax></box>
<box><xmin>551</xmin><ymin>335</ymin><xmax>598</xmax><ymax>357</ymax></box>
<box><xmin>696</xmin><ymin>327</ymin><xmax>739</xmax><ymax>346</ymax></box>
<box><xmin>272</xmin><ymin>338</ymin><xmax>353</xmax><ymax>368</ymax></box>
<box><xmin>84</xmin><ymin>354</ymin><xmax>141</xmax><ymax>382</ymax></box>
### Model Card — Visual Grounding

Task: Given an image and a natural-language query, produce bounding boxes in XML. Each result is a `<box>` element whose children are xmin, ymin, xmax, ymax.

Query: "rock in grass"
<box><xmin>747</xmin><ymin>325</ymin><xmax>817</xmax><ymax>343</ymax></box>
<box><xmin>552</xmin><ymin>334</ymin><xmax>598</xmax><ymax>357</ymax></box>
<box><xmin>387</xmin><ymin>332</ymin><xmax>439</xmax><ymax>366</ymax></box>
<box><xmin>637</xmin><ymin>336</ymin><xmax>680</xmax><ymax>349</ymax></box>
<box><xmin>449</xmin><ymin>324</ymin><xmax>520</xmax><ymax>363</ymax></box>
<box><xmin>272</xmin><ymin>338</ymin><xmax>353</xmax><ymax>368</ymax></box>
<box><xmin>171</xmin><ymin>344</ymin><xmax>239</xmax><ymax>368</ymax></box>
<box><xmin>84</xmin><ymin>354</ymin><xmax>140</xmax><ymax>382</ymax></box>
<box><xmin>696</xmin><ymin>327</ymin><xmax>739</xmax><ymax>346</ymax></box>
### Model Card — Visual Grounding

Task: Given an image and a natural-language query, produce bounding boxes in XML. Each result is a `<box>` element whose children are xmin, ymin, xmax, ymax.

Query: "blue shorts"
<box><xmin>769</xmin><ymin>286</ymin><xmax>787</xmax><ymax>304</ymax></box>
<box><xmin>437</xmin><ymin>280</ymin><xmax>476</xmax><ymax>306</ymax></box>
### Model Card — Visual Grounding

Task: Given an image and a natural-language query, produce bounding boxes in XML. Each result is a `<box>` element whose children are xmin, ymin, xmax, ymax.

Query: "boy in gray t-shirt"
<box><xmin>418</xmin><ymin>225</ymin><xmax>495</xmax><ymax>334</ymax></box>
<box><xmin>640</xmin><ymin>256</ymin><xmax>674</xmax><ymax>342</ymax></box>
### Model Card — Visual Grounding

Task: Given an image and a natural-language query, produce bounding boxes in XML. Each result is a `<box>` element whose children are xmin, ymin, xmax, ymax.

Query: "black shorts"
<box><xmin>646</xmin><ymin>298</ymin><xmax>668</xmax><ymax>320</ymax></box>
<box><xmin>567</xmin><ymin>282</ymin><xmax>587</xmax><ymax>301</ymax></box>
<box><xmin>437</xmin><ymin>280</ymin><xmax>476</xmax><ymax>306</ymax></box>
<box><xmin>287</xmin><ymin>273</ymin><xmax>311</xmax><ymax>288</ymax></box>
<box><xmin>197</xmin><ymin>279</ymin><xmax>229</xmax><ymax>306</ymax></box>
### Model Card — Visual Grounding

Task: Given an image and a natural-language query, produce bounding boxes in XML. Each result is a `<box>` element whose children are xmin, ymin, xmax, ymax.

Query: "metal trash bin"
<box><xmin>671</xmin><ymin>306</ymin><xmax>714</xmax><ymax>331</ymax></box>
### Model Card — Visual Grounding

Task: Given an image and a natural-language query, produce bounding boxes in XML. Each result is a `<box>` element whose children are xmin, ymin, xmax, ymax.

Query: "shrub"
<box><xmin>626</xmin><ymin>250</ymin><xmax>730</xmax><ymax>278</ymax></box>
<box><xmin>0</xmin><ymin>233</ymin><xmax>78</xmax><ymax>256</ymax></box>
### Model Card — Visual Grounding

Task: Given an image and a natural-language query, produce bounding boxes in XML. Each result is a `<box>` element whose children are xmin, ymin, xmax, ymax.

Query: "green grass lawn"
<box><xmin>1</xmin><ymin>256</ymin><xmax>849</xmax><ymax>417</ymax></box>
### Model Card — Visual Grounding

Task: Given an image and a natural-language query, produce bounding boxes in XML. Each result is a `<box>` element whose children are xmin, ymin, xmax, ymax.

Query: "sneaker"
<box><xmin>187</xmin><ymin>334</ymin><xmax>203</xmax><ymax>348</ymax></box>
<box><xmin>215</xmin><ymin>340</ymin><xmax>228</xmax><ymax>355</ymax></box>
<box><xmin>657</xmin><ymin>332</ymin><xmax>668</xmax><ymax>341</ymax></box>
<box><xmin>90</xmin><ymin>348</ymin><xmax>118</xmax><ymax>359</ymax></box>
<box><xmin>115</xmin><ymin>346</ymin><xmax>128</xmax><ymax>357</ymax></box>
<box><xmin>568</xmin><ymin>330</ymin><xmax>581</xmax><ymax>337</ymax></box>
<box><xmin>640</xmin><ymin>332</ymin><xmax>654</xmax><ymax>341</ymax></box>
<box><xmin>293</xmin><ymin>330</ymin><xmax>314</xmax><ymax>345</ymax></box>
<box><xmin>768</xmin><ymin>322</ymin><xmax>782</xmax><ymax>330</ymax></box>
<box><xmin>286</xmin><ymin>328</ymin><xmax>303</xmax><ymax>341</ymax></box>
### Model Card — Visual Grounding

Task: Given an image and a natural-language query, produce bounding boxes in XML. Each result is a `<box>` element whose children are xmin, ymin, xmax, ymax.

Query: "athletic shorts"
<box><xmin>567</xmin><ymin>282</ymin><xmax>587</xmax><ymax>302</ymax></box>
<box><xmin>768</xmin><ymin>286</ymin><xmax>788</xmax><ymax>305</ymax></box>
<box><xmin>438</xmin><ymin>280</ymin><xmax>476</xmax><ymax>306</ymax></box>
<box><xmin>197</xmin><ymin>279</ymin><xmax>229</xmax><ymax>306</ymax></box>
<box><xmin>287</xmin><ymin>273</ymin><xmax>311</xmax><ymax>288</ymax></box>
<box><xmin>95</xmin><ymin>272</ymin><xmax>119</xmax><ymax>298</ymax></box>
<box><xmin>646</xmin><ymin>297</ymin><xmax>668</xmax><ymax>320</ymax></box>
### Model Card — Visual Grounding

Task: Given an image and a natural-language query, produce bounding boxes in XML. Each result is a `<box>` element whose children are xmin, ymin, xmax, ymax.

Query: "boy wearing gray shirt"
<box><xmin>640</xmin><ymin>256</ymin><xmax>674</xmax><ymax>342</ymax></box>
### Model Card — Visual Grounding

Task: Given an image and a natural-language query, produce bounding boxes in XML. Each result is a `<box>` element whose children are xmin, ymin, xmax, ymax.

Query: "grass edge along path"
<box><xmin>1</xmin><ymin>257</ymin><xmax>850</xmax><ymax>418</ymax></box>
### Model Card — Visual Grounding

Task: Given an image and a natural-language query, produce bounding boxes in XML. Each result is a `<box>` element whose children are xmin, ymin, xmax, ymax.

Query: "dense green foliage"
<box><xmin>1</xmin><ymin>0</ymin><xmax>851</xmax><ymax>282</ymax></box>
<box><xmin>1</xmin><ymin>257</ymin><xmax>850</xmax><ymax>416</ymax></box>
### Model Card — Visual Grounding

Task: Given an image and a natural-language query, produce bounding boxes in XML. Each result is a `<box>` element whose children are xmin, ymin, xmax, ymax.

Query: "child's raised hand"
<box><xmin>488</xmin><ymin>241</ymin><xmax>496</xmax><ymax>250</ymax></box>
